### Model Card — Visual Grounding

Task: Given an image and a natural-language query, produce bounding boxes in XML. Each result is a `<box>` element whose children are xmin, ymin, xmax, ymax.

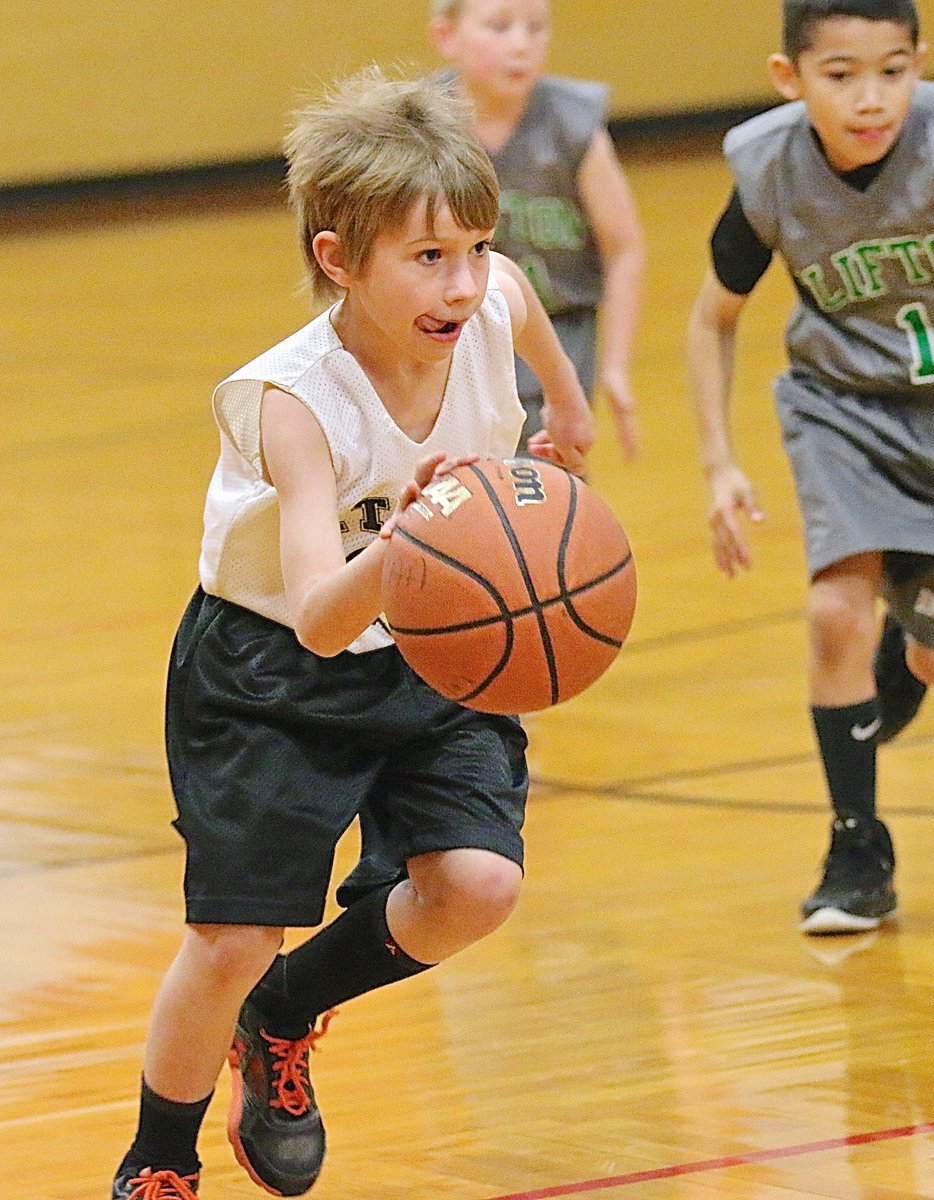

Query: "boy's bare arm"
<box><xmin>261</xmin><ymin>387</ymin><xmax>389</xmax><ymax>655</ymax></box>
<box><xmin>492</xmin><ymin>253</ymin><xmax>594</xmax><ymax>474</ymax></box>
<box><xmin>262</xmin><ymin>388</ymin><xmax>480</xmax><ymax>655</ymax></box>
<box><xmin>578</xmin><ymin>128</ymin><xmax>646</xmax><ymax>458</ymax></box>
<box><xmin>686</xmin><ymin>269</ymin><xmax>762</xmax><ymax>577</ymax></box>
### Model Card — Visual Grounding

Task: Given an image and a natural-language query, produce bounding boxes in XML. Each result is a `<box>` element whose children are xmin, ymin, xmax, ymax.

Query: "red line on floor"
<box><xmin>485</xmin><ymin>1121</ymin><xmax>934</xmax><ymax>1199</ymax></box>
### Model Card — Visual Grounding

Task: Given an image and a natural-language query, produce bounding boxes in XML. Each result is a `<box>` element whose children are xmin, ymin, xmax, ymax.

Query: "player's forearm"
<box><xmin>514</xmin><ymin>289</ymin><xmax>583</xmax><ymax>401</ymax></box>
<box><xmin>291</xmin><ymin>539</ymin><xmax>388</xmax><ymax>656</ymax></box>
<box><xmin>597</xmin><ymin>246</ymin><xmax>645</xmax><ymax>375</ymax></box>
<box><xmin>520</xmin><ymin>298</ymin><xmax>594</xmax><ymax>461</ymax></box>
<box><xmin>686</xmin><ymin>302</ymin><xmax>738</xmax><ymax>476</ymax></box>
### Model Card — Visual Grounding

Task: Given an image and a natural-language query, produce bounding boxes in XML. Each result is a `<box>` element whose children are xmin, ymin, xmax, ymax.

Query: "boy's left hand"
<box><xmin>531</xmin><ymin>394</ymin><xmax>595</xmax><ymax>476</ymax></box>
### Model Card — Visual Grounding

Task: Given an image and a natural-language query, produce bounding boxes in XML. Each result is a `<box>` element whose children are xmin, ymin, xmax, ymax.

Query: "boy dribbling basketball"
<box><xmin>111</xmin><ymin>69</ymin><xmax>593</xmax><ymax>1199</ymax></box>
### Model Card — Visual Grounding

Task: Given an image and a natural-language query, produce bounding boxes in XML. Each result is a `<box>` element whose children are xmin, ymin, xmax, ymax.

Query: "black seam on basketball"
<box><xmin>561</xmin><ymin>551</ymin><xmax>633</xmax><ymax>647</ymax></box>
<box><xmin>390</xmin><ymin>526</ymin><xmax>517</xmax><ymax>704</ymax></box>
<box><xmin>555</xmin><ymin>474</ymin><xmax>576</xmax><ymax>621</ymax></box>
<box><xmin>556</xmin><ymin>478</ymin><xmax>630</xmax><ymax>648</ymax></box>
<box><xmin>454</xmin><ymin>616</ymin><xmax>515</xmax><ymax>704</ymax></box>
<box><xmin>391</xmin><ymin>523</ymin><xmax>518</xmax><ymax>702</ymax></box>
<box><xmin>392</xmin><ymin>525</ymin><xmax>512</xmax><ymax>618</ymax></box>
<box><xmin>388</xmin><ymin>554</ymin><xmax>632</xmax><ymax>637</ymax></box>
<box><xmin>466</xmin><ymin>462</ymin><xmax>560</xmax><ymax>705</ymax></box>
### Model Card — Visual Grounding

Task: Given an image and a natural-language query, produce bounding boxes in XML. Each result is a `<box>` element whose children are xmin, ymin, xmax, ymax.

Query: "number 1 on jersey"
<box><xmin>896</xmin><ymin>301</ymin><xmax>934</xmax><ymax>383</ymax></box>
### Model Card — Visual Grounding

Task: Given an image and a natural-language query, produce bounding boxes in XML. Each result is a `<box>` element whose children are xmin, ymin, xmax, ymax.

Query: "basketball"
<box><xmin>381</xmin><ymin>457</ymin><xmax>636</xmax><ymax>713</ymax></box>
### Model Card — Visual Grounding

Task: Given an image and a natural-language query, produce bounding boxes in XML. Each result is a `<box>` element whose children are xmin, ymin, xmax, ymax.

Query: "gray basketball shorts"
<box><xmin>774</xmin><ymin>372</ymin><xmax>934</xmax><ymax>580</ymax></box>
<box><xmin>165</xmin><ymin>589</ymin><xmax>529</xmax><ymax>926</ymax></box>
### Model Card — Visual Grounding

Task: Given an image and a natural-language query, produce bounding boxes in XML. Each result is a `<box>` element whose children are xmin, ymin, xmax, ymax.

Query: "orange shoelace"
<box><xmin>124</xmin><ymin>1168</ymin><xmax>199</xmax><ymax>1199</ymax></box>
<box><xmin>262</xmin><ymin>1009</ymin><xmax>336</xmax><ymax>1117</ymax></box>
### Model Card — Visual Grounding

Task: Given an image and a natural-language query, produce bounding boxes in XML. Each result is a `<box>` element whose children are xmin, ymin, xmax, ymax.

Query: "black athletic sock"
<box><xmin>250</xmin><ymin>885</ymin><xmax>432</xmax><ymax>1032</ymax></box>
<box><xmin>120</xmin><ymin>1078</ymin><xmax>212</xmax><ymax>1176</ymax></box>
<box><xmin>811</xmin><ymin>699</ymin><xmax>879</xmax><ymax>822</ymax></box>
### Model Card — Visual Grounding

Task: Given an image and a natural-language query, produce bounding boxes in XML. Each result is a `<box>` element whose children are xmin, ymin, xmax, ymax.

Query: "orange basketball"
<box><xmin>381</xmin><ymin>457</ymin><xmax>636</xmax><ymax>713</ymax></box>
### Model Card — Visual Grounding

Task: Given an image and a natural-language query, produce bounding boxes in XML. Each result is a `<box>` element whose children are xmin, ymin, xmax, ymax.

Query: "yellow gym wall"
<box><xmin>3</xmin><ymin>0</ymin><xmax>933</xmax><ymax>187</ymax></box>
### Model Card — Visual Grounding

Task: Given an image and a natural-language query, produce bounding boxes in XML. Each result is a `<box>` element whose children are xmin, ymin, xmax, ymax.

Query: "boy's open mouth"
<box><xmin>417</xmin><ymin>316</ymin><xmax>461</xmax><ymax>335</ymax></box>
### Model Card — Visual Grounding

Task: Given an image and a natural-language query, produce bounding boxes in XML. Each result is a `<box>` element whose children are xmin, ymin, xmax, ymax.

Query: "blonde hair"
<box><xmin>429</xmin><ymin>0</ymin><xmax>463</xmax><ymax>17</ymax></box>
<box><xmin>429</xmin><ymin>0</ymin><xmax>552</xmax><ymax>22</ymax></box>
<box><xmin>285</xmin><ymin>68</ymin><xmax>499</xmax><ymax>302</ymax></box>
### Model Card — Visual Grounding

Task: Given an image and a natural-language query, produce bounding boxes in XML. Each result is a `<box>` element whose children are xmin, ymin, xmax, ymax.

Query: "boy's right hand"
<box><xmin>380</xmin><ymin>451</ymin><xmax>480</xmax><ymax>538</ymax></box>
<box><xmin>707</xmin><ymin>463</ymin><xmax>763</xmax><ymax>578</ymax></box>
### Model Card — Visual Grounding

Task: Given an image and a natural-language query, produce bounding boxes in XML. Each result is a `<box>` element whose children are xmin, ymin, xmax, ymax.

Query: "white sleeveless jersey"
<box><xmin>199</xmin><ymin>280</ymin><xmax>525</xmax><ymax>653</ymax></box>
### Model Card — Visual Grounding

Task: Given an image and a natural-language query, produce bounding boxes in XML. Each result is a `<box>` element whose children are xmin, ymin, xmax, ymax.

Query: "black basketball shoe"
<box><xmin>800</xmin><ymin>815</ymin><xmax>898</xmax><ymax>934</ymax></box>
<box><xmin>111</xmin><ymin>1166</ymin><xmax>200</xmax><ymax>1199</ymax></box>
<box><xmin>874</xmin><ymin>615</ymin><xmax>927</xmax><ymax>743</ymax></box>
<box><xmin>227</xmin><ymin>999</ymin><xmax>333</xmax><ymax>1195</ymax></box>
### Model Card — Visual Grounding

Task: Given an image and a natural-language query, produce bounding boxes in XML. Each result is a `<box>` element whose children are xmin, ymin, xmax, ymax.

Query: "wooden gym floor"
<box><xmin>1</xmin><ymin>137</ymin><xmax>932</xmax><ymax>1200</ymax></box>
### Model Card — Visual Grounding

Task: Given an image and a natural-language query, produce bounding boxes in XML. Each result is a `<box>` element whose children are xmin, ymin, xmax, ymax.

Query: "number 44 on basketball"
<box><xmin>382</xmin><ymin>457</ymin><xmax>636</xmax><ymax>714</ymax></box>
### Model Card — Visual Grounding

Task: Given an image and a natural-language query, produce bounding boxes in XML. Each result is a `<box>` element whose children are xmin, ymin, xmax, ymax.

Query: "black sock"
<box><xmin>120</xmin><ymin>1078</ymin><xmax>212</xmax><ymax>1176</ymax></box>
<box><xmin>251</xmin><ymin>885</ymin><xmax>432</xmax><ymax>1032</ymax></box>
<box><xmin>811</xmin><ymin>699</ymin><xmax>879</xmax><ymax>822</ymax></box>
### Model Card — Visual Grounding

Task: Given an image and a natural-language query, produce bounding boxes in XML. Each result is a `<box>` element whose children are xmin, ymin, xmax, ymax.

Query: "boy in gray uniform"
<box><xmin>687</xmin><ymin>0</ymin><xmax>934</xmax><ymax>935</ymax></box>
<box><xmin>335</xmin><ymin>0</ymin><xmax>646</xmax><ymax>910</ymax></box>
<box><xmin>429</xmin><ymin>0</ymin><xmax>645</xmax><ymax>457</ymax></box>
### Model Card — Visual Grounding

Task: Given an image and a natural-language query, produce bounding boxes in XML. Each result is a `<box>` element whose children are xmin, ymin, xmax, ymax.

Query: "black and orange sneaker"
<box><xmin>111</xmin><ymin>1165</ymin><xmax>200</xmax><ymax>1199</ymax></box>
<box><xmin>227</xmin><ymin>999</ymin><xmax>334</xmax><ymax>1196</ymax></box>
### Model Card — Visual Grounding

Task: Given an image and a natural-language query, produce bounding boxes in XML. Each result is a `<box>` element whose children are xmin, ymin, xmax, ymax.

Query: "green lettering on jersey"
<box><xmin>887</xmin><ymin>236</ymin><xmax>932</xmax><ymax>285</ymax></box>
<box><xmin>799</xmin><ymin>235</ymin><xmax>934</xmax><ymax>311</ymax></box>
<box><xmin>498</xmin><ymin>191</ymin><xmax>585</xmax><ymax>252</ymax></box>
<box><xmin>797</xmin><ymin>264</ymin><xmax>847</xmax><ymax>312</ymax></box>
<box><xmin>518</xmin><ymin>254</ymin><xmax>557</xmax><ymax>308</ymax></box>
<box><xmin>896</xmin><ymin>301</ymin><xmax>934</xmax><ymax>383</ymax></box>
<box><xmin>852</xmin><ymin>242</ymin><xmax>887</xmax><ymax>297</ymax></box>
<box><xmin>499</xmin><ymin>192</ymin><xmax>534</xmax><ymax>242</ymax></box>
<box><xmin>830</xmin><ymin>250</ymin><xmax>869</xmax><ymax>302</ymax></box>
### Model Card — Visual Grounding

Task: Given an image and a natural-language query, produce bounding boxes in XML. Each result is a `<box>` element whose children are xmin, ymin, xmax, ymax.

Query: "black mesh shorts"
<box><xmin>165</xmin><ymin>589</ymin><xmax>529</xmax><ymax>926</ymax></box>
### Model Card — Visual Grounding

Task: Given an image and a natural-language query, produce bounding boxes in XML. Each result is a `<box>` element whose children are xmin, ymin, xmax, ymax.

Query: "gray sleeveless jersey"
<box><xmin>725</xmin><ymin>81</ymin><xmax>934</xmax><ymax>400</ymax></box>
<box><xmin>438</xmin><ymin>71</ymin><xmax>607</xmax><ymax>316</ymax></box>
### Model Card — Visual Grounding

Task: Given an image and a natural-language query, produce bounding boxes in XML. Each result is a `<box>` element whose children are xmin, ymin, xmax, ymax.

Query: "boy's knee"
<box><xmin>459</xmin><ymin>855</ymin><xmax>522</xmax><ymax>931</ymax></box>
<box><xmin>808</xmin><ymin>590</ymin><xmax>876</xmax><ymax>660</ymax></box>
<box><xmin>414</xmin><ymin>850</ymin><xmax>522</xmax><ymax>938</ymax></box>
<box><xmin>186</xmin><ymin>923</ymin><xmax>283</xmax><ymax>986</ymax></box>
<box><xmin>439</xmin><ymin>854</ymin><xmax>521</xmax><ymax>936</ymax></box>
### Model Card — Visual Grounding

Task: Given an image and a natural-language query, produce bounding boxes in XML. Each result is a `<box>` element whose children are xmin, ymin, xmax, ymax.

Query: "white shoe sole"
<box><xmin>800</xmin><ymin>905</ymin><xmax>897</xmax><ymax>935</ymax></box>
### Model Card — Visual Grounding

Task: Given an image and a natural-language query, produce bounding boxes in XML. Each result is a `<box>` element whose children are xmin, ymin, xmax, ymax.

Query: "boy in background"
<box><xmin>430</xmin><ymin>0</ymin><xmax>646</xmax><ymax>456</ymax></box>
<box><xmin>687</xmin><ymin>0</ymin><xmax>934</xmax><ymax>936</ymax></box>
<box><xmin>338</xmin><ymin>0</ymin><xmax>644</xmax><ymax>910</ymax></box>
